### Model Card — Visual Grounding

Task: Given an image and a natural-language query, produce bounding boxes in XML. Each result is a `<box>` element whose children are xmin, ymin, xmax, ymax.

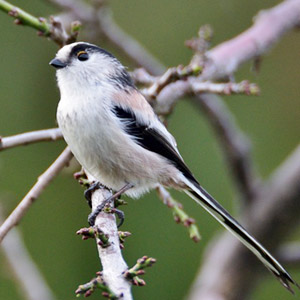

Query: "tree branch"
<box><xmin>0</xmin><ymin>0</ymin><xmax>80</xmax><ymax>46</ymax></box>
<box><xmin>134</xmin><ymin>0</ymin><xmax>300</xmax><ymax>105</ymax></box>
<box><xmin>0</xmin><ymin>147</ymin><xmax>73</xmax><ymax>243</ymax></box>
<box><xmin>2</xmin><ymin>0</ymin><xmax>299</xmax><ymax>298</ymax></box>
<box><xmin>0</xmin><ymin>128</ymin><xmax>63</xmax><ymax>151</ymax></box>
<box><xmin>87</xmin><ymin>177</ymin><xmax>132</xmax><ymax>299</ymax></box>
<box><xmin>0</xmin><ymin>0</ymin><xmax>51</xmax><ymax>34</ymax></box>
<box><xmin>156</xmin><ymin>185</ymin><xmax>201</xmax><ymax>242</ymax></box>
<box><xmin>201</xmin><ymin>0</ymin><xmax>300</xmax><ymax>80</ymax></box>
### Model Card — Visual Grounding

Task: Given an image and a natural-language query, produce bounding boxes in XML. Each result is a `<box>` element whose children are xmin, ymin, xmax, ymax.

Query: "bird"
<box><xmin>50</xmin><ymin>41</ymin><xmax>297</xmax><ymax>293</ymax></box>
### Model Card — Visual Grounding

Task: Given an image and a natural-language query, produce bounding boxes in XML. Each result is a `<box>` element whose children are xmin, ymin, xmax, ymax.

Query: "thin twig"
<box><xmin>0</xmin><ymin>0</ymin><xmax>51</xmax><ymax>34</ymax></box>
<box><xmin>0</xmin><ymin>147</ymin><xmax>73</xmax><ymax>243</ymax></box>
<box><xmin>157</xmin><ymin>186</ymin><xmax>201</xmax><ymax>242</ymax></box>
<box><xmin>0</xmin><ymin>128</ymin><xmax>63</xmax><ymax>151</ymax></box>
<box><xmin>0</xmin><ymin>0</ymin><xmax>80</xmax><ymax>46</ymax></box>
<box><xmin>190</xmin><ymin>80</ymin><xmax>259</xmax><ymax>96</ymax></box>
<box><xmin>0</xmin><ymin>207</ymin><xmax>56</xmax><ymax>300</ymax></box>
<box><xmin>141</xmin><ymin>77</ymin><xmax>259</xmax><ymax>101</ymax></box>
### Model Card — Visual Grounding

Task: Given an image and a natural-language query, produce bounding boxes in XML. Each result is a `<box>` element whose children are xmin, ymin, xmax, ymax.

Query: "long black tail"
<box><xmin>183</xmin><ymin>178</ymin><xmax>298</xmax><ymax>293</ymax></box>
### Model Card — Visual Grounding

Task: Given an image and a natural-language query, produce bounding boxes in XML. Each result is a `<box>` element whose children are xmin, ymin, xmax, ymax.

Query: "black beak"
<box><xmin>49</xmin><ymin>58</ymin><xmax>67</xmax><ymax>69</ymax></box>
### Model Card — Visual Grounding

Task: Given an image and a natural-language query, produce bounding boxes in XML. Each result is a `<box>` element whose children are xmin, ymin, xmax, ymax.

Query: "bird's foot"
<box><xmin>84</xmin><ymin>181</ymin><xmax>108</xmax><ymax>208</ymax></box>
<box><xmin>88</xmin><ymin>196</ymin><xmax>112</xmax><ymax>226</ymax></box>
<box><xmin>111</xmin><ymin>208</ymin><xmax>125</xmax><ymax>228</ymax></box>
<box><xmin>87</xmin><ymin>183</ymin><xmax>133</xmax><ymax>227</ymax></box>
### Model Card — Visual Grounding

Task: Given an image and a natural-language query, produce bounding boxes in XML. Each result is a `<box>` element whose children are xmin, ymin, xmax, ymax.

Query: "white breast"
<box><xmin>57</xmin><ymin>87</ymin><xmax>180</xmax><ymax>198</ymax></box>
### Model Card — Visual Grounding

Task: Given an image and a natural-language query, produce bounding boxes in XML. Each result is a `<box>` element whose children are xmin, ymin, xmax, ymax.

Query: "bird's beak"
<box><xmin>49</xmin><ymin>58</ymin><xmax>67</xmax><ymax>69</ymax></box>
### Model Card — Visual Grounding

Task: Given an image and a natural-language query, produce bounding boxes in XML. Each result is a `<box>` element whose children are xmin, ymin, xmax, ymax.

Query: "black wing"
<box><xmin>112</xmin><ymin>105</ymin><xmax>198</xmax><ymax>184</ymax></box>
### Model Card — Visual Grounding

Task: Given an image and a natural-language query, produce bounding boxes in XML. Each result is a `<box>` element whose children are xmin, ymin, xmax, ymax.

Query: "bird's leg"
<box><xmin>88</xmin><ymin>183</ymin><xmax>134</xmax><ymax>227</ymax></box>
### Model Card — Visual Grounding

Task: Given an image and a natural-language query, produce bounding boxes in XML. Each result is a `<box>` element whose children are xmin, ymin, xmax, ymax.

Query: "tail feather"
<box><xmin>183</xmin><ymin>178</ymin><xmax>298</xmax><ymax>293</ymax></box>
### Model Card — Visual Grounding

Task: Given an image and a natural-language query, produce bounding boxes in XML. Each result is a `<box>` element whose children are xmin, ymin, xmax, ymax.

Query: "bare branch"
<box><xmin>0</xmin><ymin>147</ymin><xmax>73</xmax><ymax>243</ymax></box>
<box><xmin>87</xmin><ymin>176</ymin><xmax>132</xmax><ymax>299</ymax></box>
<box><xmin>0</xmin><ymin>128</ymin><xmax>63</xmax><ymax>151</ymax></box>
<box><xmin>132</xmin><ymin>0</ymin><xmax>300</xmax><ymax>108</ymax></box>
<box><xmin>202</xmin><ymin>0</ymin><xmax>300</xmax><ymax>80</ymax></box>
<box><xmin>140</xmin><ymin>76</ymin><xmax>259</xmax><ymax>101</ymax></box>
<box><xmin>3</xmin><ymin>1</ymin><xmax>297</xmax><ymax>298</ymax></box>
<box><xmin>187</xmin><ymin>145</ymin><xmax>300</xmax><ymax>300</ymax></box>
<box><xmin>0</xmin><ymin>208</ymin><xmax>56</xmax><ymax>300</ymax></box>
<box><xmin>190</xmin><ymin>80</ymin><xmax>259</xmax><ymax>96</ymax></box>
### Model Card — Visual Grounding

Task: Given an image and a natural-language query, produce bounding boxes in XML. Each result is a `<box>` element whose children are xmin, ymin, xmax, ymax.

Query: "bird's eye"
<box><xmin>77</xmin><ymin>51</ymin><xmax>89</xmax><ymax>61</ymax></box>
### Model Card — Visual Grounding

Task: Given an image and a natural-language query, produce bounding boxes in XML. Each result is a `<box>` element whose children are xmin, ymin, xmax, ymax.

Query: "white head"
<box><xmin>50</xmin><ymin>42</ymin><xmax>134</xmax><ymax>96</ymax></box>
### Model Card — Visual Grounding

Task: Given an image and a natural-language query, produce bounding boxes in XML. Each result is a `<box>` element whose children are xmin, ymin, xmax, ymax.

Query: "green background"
<box><xmin>0</xmin><ymin>0</ymin><xmax>299</xmax><ymax>299</ymax></box>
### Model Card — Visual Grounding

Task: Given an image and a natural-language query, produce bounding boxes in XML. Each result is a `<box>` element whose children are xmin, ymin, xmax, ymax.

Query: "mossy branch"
<box><xmin>0</xmin><ymin>0</ymin><xmax>81</xmax><ymax>46</ymax></box>
<box><xmin>0</xmin><ymin>0</ymin><xmax>51</xmax><ymax>35</ymax></box>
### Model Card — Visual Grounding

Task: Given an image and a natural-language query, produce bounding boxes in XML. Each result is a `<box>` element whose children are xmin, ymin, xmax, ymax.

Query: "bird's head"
<box><xmin>50</xmin><ymin>42</ymin><xmax>134</xmax><ymax>93</ymax></box>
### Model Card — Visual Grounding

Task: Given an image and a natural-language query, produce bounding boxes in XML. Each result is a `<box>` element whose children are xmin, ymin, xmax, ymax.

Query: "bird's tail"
<box><xmin>183</xmin><ymin>178</ymin><xmax>298</xmax><ymax>293</ymax></box>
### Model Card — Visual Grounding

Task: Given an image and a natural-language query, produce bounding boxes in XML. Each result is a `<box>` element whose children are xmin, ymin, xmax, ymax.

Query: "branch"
<box><xmin>85</xmin><ymin>178</ymin><xmax>132</xmax><ymax>299</ymax></box>
<box><xmin>0</xmin><ymin>147</ymin><xmax>73</xmax><ymax>243</ymax></box>
<box><xmin>201</xmin><ymin>0</ymin><xmax>300</xmax><ymax>80</ymax></box>
<box><xmin>0</xmin><ymin>0</ymin><xmax>80</xmax><ymax>46</ymax></box>
<box><xmin>0</xmin><ymin>128</ymin><xmax>63</xmax><ymax>151</ymax></box>
<box><xmin>0</xmin><ymin>0</ymin><xmax>51</xmax><ymax>34</ymax></box>
<box><xmin>135</xmin><ymin>0</ymin><xmax>300</xmax><ymax>108</ymax></box>
<box><xmin>190</xmin><ymin>80</ymin><xmax>259</xmax><ymax>96</ymax></box>
<box><xmin>0</xmin><ymin>207</ymin><xmax>56</xmax><ymax>300</ymax></box>
<box><xmin>156</xmin><ymin>186</ymin><xmax>201</xmax><ymax>242</ymax></box>
<box><xmin>142</xmin><ymin>77</ymin><xmax>259</xmax><ymax>103</ymax></box>
<box><xmin>187</xmin><ymin>145</ymin><xmax>300</xmax><ymax>300</ymax></box>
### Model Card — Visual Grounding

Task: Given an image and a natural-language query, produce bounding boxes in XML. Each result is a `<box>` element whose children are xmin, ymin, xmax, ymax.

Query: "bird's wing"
<box><xmin>112</xmin><ymin>104</ymin><xmax>198</xmax><ymax>184</ymax></box>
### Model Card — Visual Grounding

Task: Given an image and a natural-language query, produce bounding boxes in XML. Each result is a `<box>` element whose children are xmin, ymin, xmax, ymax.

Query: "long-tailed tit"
<box><xmin>50</xmin><ymin>42</ymin><xmax>297</xmax><ymax>292</ymax></box>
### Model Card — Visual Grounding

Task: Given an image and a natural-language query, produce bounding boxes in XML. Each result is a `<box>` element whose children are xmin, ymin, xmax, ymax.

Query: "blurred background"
<box><xmin>0</xmin><ymin>0</ymin><xmax>299</xmax><ymax>299</ymax></box>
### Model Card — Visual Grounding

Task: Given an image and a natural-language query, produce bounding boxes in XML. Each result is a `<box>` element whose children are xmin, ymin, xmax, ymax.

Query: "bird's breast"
<box><xmin>56</xmin><ymin>95</ymin><xmax>179</xmax><ymax>196</ymax></box>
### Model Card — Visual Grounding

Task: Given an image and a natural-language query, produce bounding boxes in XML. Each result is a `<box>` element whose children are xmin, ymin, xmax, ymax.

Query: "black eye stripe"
<box><xmin>70</xmin><ymin>43</ymin><xmax>116</xmax><ymax>60</ymax></box>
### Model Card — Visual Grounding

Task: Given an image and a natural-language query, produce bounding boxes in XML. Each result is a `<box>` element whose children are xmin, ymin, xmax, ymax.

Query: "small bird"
<box><xmin>50</xmin><ymin>42</ymin><xmax>297</xmax><ymax>292</ymax></box>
